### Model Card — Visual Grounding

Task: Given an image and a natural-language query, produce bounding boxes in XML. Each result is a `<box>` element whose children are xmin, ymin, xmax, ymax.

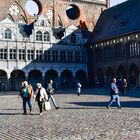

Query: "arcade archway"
<box><xmin>61</xmin><ymin>70</ymin><xmax>73</xmax><ymax>89</ymax></box>
<box><xmin>75</xmin><ymin>70</ymin><xmax>87</xmax><ymax>87</ymax></box>
<box><xmin>10</xmin><ymin>70</ymin><xmax>25</xmax><ymax>90</ymax></box>
<box><xmin>0</xmin><ymin>70</ymin><xmax>7</xmax><ymax>91</ymax></box>
<box><xmin>28</xmin><ymin>69</ymin><xmax>42</xmax><ymax>90</ymax></box>
<box><xmin>45</xmin><ymin>70</ymin><xmax>58</xmax><ymax>89</ymax></box>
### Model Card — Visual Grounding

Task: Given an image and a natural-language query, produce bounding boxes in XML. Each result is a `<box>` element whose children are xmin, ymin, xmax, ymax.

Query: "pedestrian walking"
<box><xmin>19</xmin><ymin>81</ymin><xmax>34</xmax><ymax>115</ymax></box>
<box><xmin>47</xmin><ymin>80</ymin><xmax>60</xmax><ymax>109</ymax></box>
<box><xmin>77</xmin><ymin>82</ymin><xmax>82</xmax><ymax>96</ymax></box>
<box><xmin>122</xmin><ymin>79</ymin><xmax>127</xmax><ymax>96</ymax></box>
<box><xmin>107</xmin><ymin>78</ymin><xmax>122</xmax><ymax>109</ymax></box>
<box><xmin>34</xmin><ymin>83</ymin><xmax>48</xmax><ymax>115</ymax></box>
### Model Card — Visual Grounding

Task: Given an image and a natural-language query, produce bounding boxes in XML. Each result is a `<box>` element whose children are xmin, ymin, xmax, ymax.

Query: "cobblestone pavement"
<box><xmin>0</xmin><ymin>89</ymin><xmax>140</xmax><ymax>140</ymax></box>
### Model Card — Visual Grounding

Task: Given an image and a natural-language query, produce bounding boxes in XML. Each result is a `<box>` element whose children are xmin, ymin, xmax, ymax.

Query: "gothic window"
<box><xmin>81</xmin><ymin>52</ymin><xmax>84</xmax><ymax>62</ymax></box>
<box><xmin>104</xmin><ymin>47</ymin><xmax>109</xmax><ymax>60</ymax></box>
<box><xmin>52</xmin><ymin>51</ymin><xmax>58</xmax><ymax>62</ymax></box>
<box><xmin>129</xmin><ymin>43</ymin><xmax>135</xmax><ymax>57</ymax></box>
<box><xmin>137</xmin><ymin>43</ymin><xmax>140</xmax><ymax>56</ymax></box>
<box><xmin>27</xmin><ymin>50</ymin><xmax>34</xmax><ymax>60</ymax></box>
<box><xmin>36</xmin><ymin>31</ymin><xmax>42</xmax><ymax>41</ymax></box>
<box><xmin>44</xmin><ymin>31</ymin><xmax>50</xmax><ymax>41</ymax></box>
<box><xmin>120</xmin><ymin>45</ymin><xmax>126</xmax><ymax>57</ymax></box>
<box><xmin>115</xmin><ymin>44</ymin><xmax>122</xmax><ymax>58</ymax></box>
<box><xmin>0</xmin><ymin>49</ymin><xmax>7</xmax><ymax>59</ymax></box>
<box><xmin>5</xmin><ymin>28</ymin><xmax>12</xmax><ymax>39</ymax></box>
<box><xmin>44</xmin><ymin>50</ymin><xmax>50</xmax><ymax>62</ymax></box>
<box><xmin>85</xmin><ymin>52</ymin><xmax>87</xmax><ymax>62</ymax></box>
<box><xmin>19</xmin><ymin>49</ymin><xmax>25</xmax><ymax>60</ymax></box>
<box><xmin>75</xmin><ymin>51</ymin><xmax>80</xmax><ymax>62</ymax></box>
<box><xmin>9</xmin><ymin>49</ymin><xmax>16</xmax><ymax>60</ymax></box>
<box><xmin>40</xmin><ymin>20</ymin><xmax>45</xmax><ymax>26</ymax></box>
<box><xmin>81</xmin><ymin>52</ymin><xmax>87</xmax><ymax>63</ymax></box>
<box><xmin>77</xmin><ymin>52</ymin><xmax>80</xmax><ymax>62</ymax></box>
<box><xmin>67</xmin><ymin>51</ymin><xmax>73</xmax><ymax>62</ymax></box>
<box><xmin>129</xmin><ymin>42</ymin><xmax>140</xmax><ymax>56</ymax></box>
<box><xmin>36</xmin><ymin>50</ymin><xmax>42</xmax><ymax>61</ymax></box>
<box><xmin>134</xmin><ymin>43</ymin><xmax>140</xmax><ymax>56</ymax></box>
<box><xmin>60</xmin><ymin>51</ymin><xmax>66</xmax><ymax>62</ymax></box>
<box><xmin>71</xmin><ymin>34</ymin><xmax>76</xmax><ymax>43</ymax></box>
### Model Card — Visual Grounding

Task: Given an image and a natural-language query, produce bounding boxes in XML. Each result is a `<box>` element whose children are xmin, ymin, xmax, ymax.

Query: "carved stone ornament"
<box><xmin>9</xmin><ymin>5</ymin><xmax>20</xmax><ymax>16</ymax></box>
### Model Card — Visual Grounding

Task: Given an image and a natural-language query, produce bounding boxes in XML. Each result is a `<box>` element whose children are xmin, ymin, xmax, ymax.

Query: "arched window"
<box><xmin>5</xmin><ymin>28</ymin><xmax>12</xmax><ymax>39</ymax></box>
<box><xmin>134</xmin><ymin>42</ymin><xmax>139</xmax><ymax>56</ymax></box>
<box><xmin>36</xmin><ymin>31</ymin><xmax>42</xmax><ymax>41</ymax></box>
<box><xmin>40</xmin><ymin>20</ymin><xmax>45</xmax><ymax>26</ymax></box>
<box><xmin>71</xmin><ymin>34</ymin><xmax>76</xmax><ymax>43</ymax></box>
<box><xmin>44</xmin><ymin>31</ymin><xmax>50</xmax><ymax>41</ymax></box>
<box><xmin>129</xmin><ymin>42</ymin><xmax>139</xmax><ymax>57</ymax></box>
<box><xmin>60</xmin><ymin>51</ymin><xmax>66</xmax><ymax>62</ymax></box>
<box><xmin>114</xmin><ymin>43</ymin><xmax>123</xmax><ymax>58</ymax></box>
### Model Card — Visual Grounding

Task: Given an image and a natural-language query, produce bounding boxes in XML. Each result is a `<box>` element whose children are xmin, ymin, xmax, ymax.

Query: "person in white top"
<box><xmin>107</xmin><ymin>78</ymin><xmax>122</xmax><ymax>109</ymax></box>
<box><xmin>77</xmin><ymin>82</ymin><xmax>82</xmax><ymax>96</ymax></box>
<box><xmin>34</xmin><ymin>83</ymin><xmax>48</xmax><ymax>115</ymax></box>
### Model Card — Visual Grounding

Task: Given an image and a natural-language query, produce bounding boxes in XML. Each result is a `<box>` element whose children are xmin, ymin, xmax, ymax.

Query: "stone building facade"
<box><xmin>0</xmin><ymin>0</ymin><xmax>108</xmax><ymax>30</ymax></box>
<box><xmin>0</xmin><ymin>0</ymin><xmax>108</xmax><ymax>91</ymax></box>
<box><xmin>87</xmin><ymin>0</ymin><xmax>140</xmax><ymax>89</ymax></box>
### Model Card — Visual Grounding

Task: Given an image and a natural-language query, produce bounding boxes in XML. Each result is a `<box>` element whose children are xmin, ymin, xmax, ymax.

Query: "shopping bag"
<box><xmin>44</xmin><ymin>101</ymin><xmax>51</xmax><ymax>110</ymax></box>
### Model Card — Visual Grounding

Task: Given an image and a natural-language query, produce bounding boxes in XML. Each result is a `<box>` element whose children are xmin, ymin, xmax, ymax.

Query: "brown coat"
<box><xmin>20</xmin><ymin>85</ymin><xmax>34</xmax><ymax>98</ymax></box>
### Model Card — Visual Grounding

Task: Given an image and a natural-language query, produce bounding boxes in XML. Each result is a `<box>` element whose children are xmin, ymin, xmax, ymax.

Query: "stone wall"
<box><xmin>0</xmin><ymin>0</ymin><xmax>107</xmax><ymax>30</ymax></box>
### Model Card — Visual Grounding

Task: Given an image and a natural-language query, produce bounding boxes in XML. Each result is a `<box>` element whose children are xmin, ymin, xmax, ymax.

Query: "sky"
<box><xmin>100</xmin><ymin>0</ymin><xmax>127</xmax><ymax>7</ymax></box>
<box><xmin>110</xmin><ymin>0</ymin><xmax>128</xmax><ymax>7</ymax></box>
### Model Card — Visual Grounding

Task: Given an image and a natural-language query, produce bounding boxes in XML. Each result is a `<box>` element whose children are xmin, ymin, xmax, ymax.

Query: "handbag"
<box><xmin>44</xmin><ymin>101</ymin><xmax>51</xmax><ymax>110</ymax></box>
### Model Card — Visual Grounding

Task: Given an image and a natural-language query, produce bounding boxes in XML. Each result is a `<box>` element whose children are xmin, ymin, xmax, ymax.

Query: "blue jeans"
<box><xmin>107</xmin><ymin>94</ymin><xmax>121</xmax><ymax>107</ymax></box>
<box><xmin>48</xmin><ymin>94</ymin><xmax>59</xmax><ymax>109</ymax></box>
<box><xmin>77</xmin><ymin>88</ymin><xmax>81</xmax><ymax>96</ymax></box>
<box><xmin>23</xmin><ymin>97</ymin><xmax>32</xmax><ymax>114</ymax></box>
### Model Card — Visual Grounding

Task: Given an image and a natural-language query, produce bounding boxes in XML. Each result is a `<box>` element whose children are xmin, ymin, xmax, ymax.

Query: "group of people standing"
<box><xmin>19</xmin><ymin>80</ymin><xmax>60</xmax><ymax>115</ymax></box>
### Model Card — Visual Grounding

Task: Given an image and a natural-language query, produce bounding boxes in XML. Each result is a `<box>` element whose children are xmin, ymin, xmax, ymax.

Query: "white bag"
<box><xmin>44</xmin><ymin>101</ymin><xmax>51</xmax><ymax>110</ymax></box>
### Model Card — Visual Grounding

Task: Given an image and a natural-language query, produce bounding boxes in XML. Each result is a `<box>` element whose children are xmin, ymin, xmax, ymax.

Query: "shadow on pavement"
<box><xmin>0</xmin><ymin>112</ymin><xmax>39</xmax><ymax>115</ymax></box>
<box><xmin>1</xmin><ymin>109</ymin><xmax>21</xmax><ymax>110</ymax></box>
<box><xmin>62</xmin><ymin>107</ymin><xmax>96</xmax><ymax>109</ymax></box>
<box><xmin>68</xmin><ymin>101</ymin><xmax>140</xmax><ymax>108</ymax></box>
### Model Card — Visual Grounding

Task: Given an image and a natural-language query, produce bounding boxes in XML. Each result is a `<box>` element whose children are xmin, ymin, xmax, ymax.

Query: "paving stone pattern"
<box><xmin>0</xmin><ymin>89</ymin><xmax>140</xmax><ymax>140</ymax></box>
